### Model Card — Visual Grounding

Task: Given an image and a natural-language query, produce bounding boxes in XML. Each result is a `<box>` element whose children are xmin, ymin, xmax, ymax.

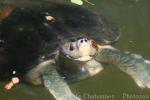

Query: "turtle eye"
<box><xmin>80</xmin><ymin>40</ymin><xmax>83</xmax><ymax>43</ymax></box>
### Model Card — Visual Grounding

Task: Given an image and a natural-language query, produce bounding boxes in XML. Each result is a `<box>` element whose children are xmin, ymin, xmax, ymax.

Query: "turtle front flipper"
<box><xmin>95</xmin><ymin>46</ymin><xmax>150</xmax><ymax>89</ymax></box>
<box><xmin>26</xmin><ymin>59</ymin><xmax>81</xmax><ymax>100</ymax></box>
<box><xmin>42</xmin><ymin>66</ymin><xmax>81</xmax><ymax>100</ymax></box>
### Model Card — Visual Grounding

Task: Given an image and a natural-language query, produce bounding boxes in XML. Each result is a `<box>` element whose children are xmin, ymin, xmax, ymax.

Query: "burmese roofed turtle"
<box><xmin>0</xmin><ymin>1</ymin><xmax>120</xmax><ymax>100</ymax></box>
<box><xmin>28</xmin><ymin>35</ymin><xmax>150</xmax><ymax>100</ymax></box>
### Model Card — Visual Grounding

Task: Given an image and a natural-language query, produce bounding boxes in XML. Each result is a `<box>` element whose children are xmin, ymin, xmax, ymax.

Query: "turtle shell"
<box><xmin>0</xmin><ymin>1</ymin><xmax>120</xmax><ymax>78</ymax></box>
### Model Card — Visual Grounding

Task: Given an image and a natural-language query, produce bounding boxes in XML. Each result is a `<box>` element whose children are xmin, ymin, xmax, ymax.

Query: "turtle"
<box><xmin>26</xmin><ymin>35</ymin><xmax>150</xmax><ymax>100</ymax></box>
<box><xmin>0</xmin><ymin>1</ymin><xmax>120</xmax><ymax>100</ymax></box>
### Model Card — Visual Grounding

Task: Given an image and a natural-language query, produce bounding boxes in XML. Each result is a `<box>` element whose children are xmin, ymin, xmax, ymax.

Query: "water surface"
<box><xmin>0</xmin><ymin>0</ymin><xmax>150</xmax><ymax>100</ymax></box>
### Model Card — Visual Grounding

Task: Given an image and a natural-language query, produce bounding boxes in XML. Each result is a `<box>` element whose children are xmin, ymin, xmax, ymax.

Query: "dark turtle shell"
<box><xmin>0</xmin><ymin>1</ymin><xmax>119</xmax><ymax>79</ymax></box>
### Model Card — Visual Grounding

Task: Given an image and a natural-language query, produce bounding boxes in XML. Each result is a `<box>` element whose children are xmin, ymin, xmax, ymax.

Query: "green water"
<box><xmin>0</xmin><ymin>0</ymin><xmax>150</xmax><ymax>100</ymax></box>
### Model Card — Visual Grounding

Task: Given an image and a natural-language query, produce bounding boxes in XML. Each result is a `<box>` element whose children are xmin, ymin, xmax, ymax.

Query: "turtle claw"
<box><xmin>133</xmin><ymin>78</ymin><xmax>145</xmax><ymax>89</ymax></box>
<box><xmin>134</xmin><ymin>79</ymin><xmax>150</xmax><ymax>89</ymax></box>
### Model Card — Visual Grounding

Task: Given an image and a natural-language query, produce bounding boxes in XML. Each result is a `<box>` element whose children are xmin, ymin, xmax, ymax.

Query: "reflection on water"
<box><xmin>0</xmin><ymin>0</ymin><xmax>150</xmax><ymax>100</ymax></box>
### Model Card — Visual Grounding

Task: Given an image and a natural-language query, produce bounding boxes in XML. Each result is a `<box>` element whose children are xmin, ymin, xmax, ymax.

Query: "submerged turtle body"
<box><xmin>0</xmin><ymin>2</ymin><xmax>119</xmax><ymax>78</ymax></box>
<box><xmin>0</xmin><ymin>1</ymin><xmax>120</xmax><ymax>100</ymax></box>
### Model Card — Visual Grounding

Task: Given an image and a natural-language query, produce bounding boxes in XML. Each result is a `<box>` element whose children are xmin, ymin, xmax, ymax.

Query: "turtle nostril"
<box><xmin>85</xmin><ymin>39</ymin><xmax>87</xmax><ymax>42</ymax></box>
<box><xmin>69</xmin><ymin>44</ymin><xmax>74</xmax><ymax>51</ymax></box>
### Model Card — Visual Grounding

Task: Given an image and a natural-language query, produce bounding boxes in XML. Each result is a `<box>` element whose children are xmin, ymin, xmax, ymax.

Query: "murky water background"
<box><xmin>0</xmin><ymin>0</ymin><xmax>150</xmax><ymax>100</ymax></box>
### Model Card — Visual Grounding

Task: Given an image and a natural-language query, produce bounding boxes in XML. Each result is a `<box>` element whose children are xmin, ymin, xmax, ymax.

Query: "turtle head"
<box><xmin>60</xmin><ymin>36</ymin><xmax>98</xmax><ymax>61</ymax></box>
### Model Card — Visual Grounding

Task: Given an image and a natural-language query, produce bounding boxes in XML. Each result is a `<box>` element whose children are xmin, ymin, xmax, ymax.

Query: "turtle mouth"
<box><xmin>65</xmin><ymin>42</ymin><xmax>93</xmax><ymax>61</ymax></box>
<box><xmin>65</xmin><ymin>53</ymin><xmax>93</xmax><ymax>62</ymax></box>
